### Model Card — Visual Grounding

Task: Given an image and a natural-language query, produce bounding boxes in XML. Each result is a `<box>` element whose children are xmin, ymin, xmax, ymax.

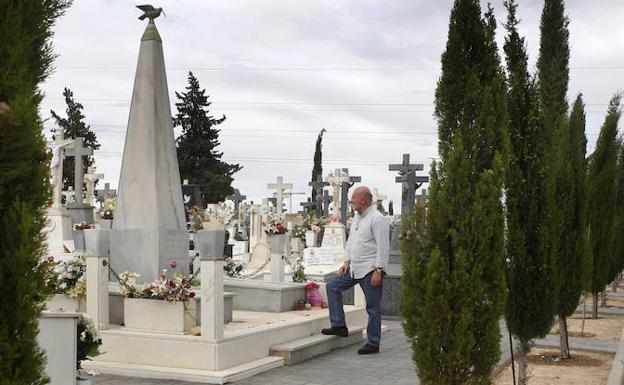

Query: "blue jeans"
<box><xmin>325</xmin><ymin>268</ymin><xmax>382</xmax><ymax>347</ymax></box>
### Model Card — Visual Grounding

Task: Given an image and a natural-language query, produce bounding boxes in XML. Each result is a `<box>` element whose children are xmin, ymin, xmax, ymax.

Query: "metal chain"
<box><xmin>239</xmin><ymin>255</ymin><xmax>272</xmax><ymax>279</ymax></box>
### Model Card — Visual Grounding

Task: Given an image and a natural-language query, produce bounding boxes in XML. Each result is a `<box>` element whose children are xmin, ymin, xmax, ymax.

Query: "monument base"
<box><xmin>45</xmin><ymin>207</ymin><xmax>74</xmax><ymax>254</ymax></box>
<box><xmin>109</xmin><ymin>229</ymin><xmax>189</xmax><ymax>283</ymax></box>
<box><xmin>66</xmin><ymin>203</ymin><xmax>95</xmax><ymax>224</ymax></box>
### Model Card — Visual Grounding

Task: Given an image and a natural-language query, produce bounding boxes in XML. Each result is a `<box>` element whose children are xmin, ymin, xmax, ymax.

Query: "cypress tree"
<box><xmin>388</xmin><ymin>200</ymin><xmax>394</xmax><ymax>216</ymax></box>
<box><xmin>587</xmin><ymin>94</ymin><xmax>622</xmax><ymax>318</ymax></box>
<box><xmin>50</xmin><ymin>87</ymin><xmax>100</xmax><ymax>190</ymax></box>
<box><xmin>612</xmin><ymin>140</ymin><xmax>624</xmax><ymax>292</ymax></box>
<box><xmin>0</xmin><ymin>1</ymin><xmax>71</xmax><ymax>384</ymax></box>
<box><xmin>503</xmin><ymin>0</ymin><xmax>556</xmax><ymax>377</ymax></box>
<box><xmin>310</xmin><ymin>128</ymin><xmax>326</xmax><ymax>213</ymax></box>
<box><xmin>174</xmin><ymin>71</ymin><xmax>242</xmax><ymax>203</ymax></box>
<box><xmin>554</xmin><ymin>94</ymin><xmax>587</xmax><ymax>358</ymax></box>
<box><xmin>401</xmin><ymin>1</ymin><xmax>508</xmax><ymax>383</ymax></box>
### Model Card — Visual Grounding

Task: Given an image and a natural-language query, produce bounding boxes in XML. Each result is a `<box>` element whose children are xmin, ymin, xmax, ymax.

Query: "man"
<box><xmin>321</xmin><ymin>186</ymin><xmax>389</xmax><ymax>354</ymax></box>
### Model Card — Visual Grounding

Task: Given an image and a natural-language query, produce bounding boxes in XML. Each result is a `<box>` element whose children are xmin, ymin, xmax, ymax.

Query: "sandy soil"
<box><xmin>493</xmin><ymin>348</ymin><xmax>614</xmax><ymax>385</ymax></box>
<box><xmin>550</xmin><ymin>313</ymin><xmax>623</xmax><ymax>341</ymax></box>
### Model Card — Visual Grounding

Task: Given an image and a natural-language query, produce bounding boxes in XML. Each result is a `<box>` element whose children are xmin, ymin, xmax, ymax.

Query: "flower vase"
<box><xmin>305</xmin><ymin>230</ymin><xmax>317</xmax><ymax>248</ymax></box>
<box><xmin>270</xmin><ymin>233</ymin><xmax>287</xmax><ymax>254</ymax></box>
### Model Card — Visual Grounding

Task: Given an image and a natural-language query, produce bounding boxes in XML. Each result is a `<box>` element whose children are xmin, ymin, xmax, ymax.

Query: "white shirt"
<box><xmin>344</xmin><ymin>206</ymin><xmax>390</xmax><ymax>279</ymax></box>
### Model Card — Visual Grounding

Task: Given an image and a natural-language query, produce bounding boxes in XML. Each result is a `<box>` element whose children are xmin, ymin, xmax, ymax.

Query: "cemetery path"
<box><xmin>90</xmin><ymin>320</ymin><xmax>515</xmax><ymax>385</ymax></box>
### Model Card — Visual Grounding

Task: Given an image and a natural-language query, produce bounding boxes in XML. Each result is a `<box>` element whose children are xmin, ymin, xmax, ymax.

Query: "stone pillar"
<box><xmin>195</xmin><ymin>230</ymin><xmax>226</xmax><ymax>341</ymax></box>
<box><xmin>270</xmin><ymin>235</ymin><xmax>286</xmax><ymax>282</ymax></box>
<box><xmin>84</xmin><ymin>229</ymin><xmax>110</xmax><ymax>330</ymax></box>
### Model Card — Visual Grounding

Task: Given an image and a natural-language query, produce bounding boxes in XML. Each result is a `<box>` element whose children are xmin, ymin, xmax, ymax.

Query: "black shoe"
<box><xmin>357</xmin><ymin>343</ymin><xmax>379</xmax><ymax>354</ymax></box>
<box><xmin>321</xmin><ymin>326</ymin><xmax>349</xmax><ymax>337</ymax></box>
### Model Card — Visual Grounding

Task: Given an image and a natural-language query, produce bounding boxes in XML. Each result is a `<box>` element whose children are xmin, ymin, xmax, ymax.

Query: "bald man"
<box><xmin>321</xmin><ymin>186</ymin><xmax>389</xmax><ymax>354</ymax></box>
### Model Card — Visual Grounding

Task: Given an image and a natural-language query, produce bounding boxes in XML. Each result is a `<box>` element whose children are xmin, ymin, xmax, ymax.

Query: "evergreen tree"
<box><xmin>0</xmin><ymin>1</ymin><xmax>71</xmax><ymax>384</ymax></box>
<box><xmin>612</xmin><ymin>140</ymin><xmax>624</xmax><ymax>292</ymax></box>
<box><xmin>587</xmin><ymin>94</ymin><xmax>622</xmax><ymax>318</ymax></box>
<box><xmin>503</xmin><ymin>0</ymin><xmax>556</xmax><ymax>377</ymax></box>
<box><xmin>401</xmin><ymin>1</ymin><xmax>508</xmax><ymax>383</ymax></box>
<box><xmin>554</xmin><ymin>94</ymin><xmax>587</xmax><ymax>358</ymax></box>
<box><xmin>50</xmin><ymin>87</ymin><xmax>100</xmax><ymax>190</ymax></box>
<box><xmin>388</xmin><ymin>200</ymin><xmax>394</xmax><ymax>216</ymax></box>
<box><xmin>174</xmin><ymin>71</ymin><xmax>242</xmax><ymax>203</ymax></box>
<box><xmin>310</xmin><ymin>128</ymin><xmax>326</xmax><ymax>213</ymax></box>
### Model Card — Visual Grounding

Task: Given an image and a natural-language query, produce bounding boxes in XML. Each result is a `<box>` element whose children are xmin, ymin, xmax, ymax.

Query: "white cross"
<box><xmin>65</xmin><ymin>137</ymin><xmax>93</xmax><ymax>205</ymax></box>
<box><xmin>325</xmin><ymin>169</ymin><xmax>350</xmax><ymax>216</ymax></box>
<box><xmin>84</xmin><ymin>166</ymin><xmax>104</xmax><ymax>206</ymax></box>
<box><xmin>47</xmin><ymin>130</ymin><xmax>74</xmax><ymax>208</ymax></box>
<box><xmin>267</xmin><ymin>176</ymin><xmax>293</xmax><ymax>215</ymax></box>
<box><xmin>372</xmin><ymin>188</ymin><xmax>387</xmax><ymax>206</ymax></box>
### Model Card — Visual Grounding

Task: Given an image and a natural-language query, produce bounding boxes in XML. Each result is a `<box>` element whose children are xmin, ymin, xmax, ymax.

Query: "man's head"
<box><xmin>351</xmin><ymin>186</ymin><xmax>373</xmax><ymax>214</ymax></box>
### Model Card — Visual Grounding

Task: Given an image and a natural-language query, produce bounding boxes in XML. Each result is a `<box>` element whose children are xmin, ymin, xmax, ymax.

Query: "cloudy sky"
<box><xmin>40</xmin><ymin>0</ymin><xmax>624</xmax><ymax>213</ymax></box>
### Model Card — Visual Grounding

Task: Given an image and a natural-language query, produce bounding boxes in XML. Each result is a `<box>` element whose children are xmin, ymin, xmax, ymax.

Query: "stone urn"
<box><xmin>269</xmin><ymin>233</ymin><xmax>287</xmax><ymax>255</ymax></box>
<box><xmin>305</xmin><ymin>230</ymin><xmax>317</xmax><ymax>248</ymax></box>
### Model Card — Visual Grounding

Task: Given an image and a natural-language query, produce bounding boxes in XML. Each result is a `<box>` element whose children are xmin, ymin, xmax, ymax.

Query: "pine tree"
<box><xmin>587</xmin><ymin>94</ymin><xmax>622</xmax><ymax>318</ymax></box>
<box><xmin>50</xmin><ymin>87</ymin><xmax>100</xmax><ymax>190</ymax></box>
<box><xmin>310</xmin><ymin>128</ymin><xmax>326</xmax><ymax>213</ymax></box>
<box><xmin>613</xmin><ymin>140</ymin><xmax>624</xmax><ymax>292</ymax></box>
<box><xmin>554</xmin><ymin>94</ymin><xmax>587</xmax><ymax>358</ymax></box>
<box><xmin>401</xmin><ymin>1</ymin><xmax>508</xmax><ymax>383</ymax></box>
<box><xmin>174</xmin><ymin>71</ymin><xmax>242</xmax><ymax>203</ymax></box>
<box><xmin>0</xmin><ymin>1</ymin><xmax>71</xmax><ymax>384</ymax></box>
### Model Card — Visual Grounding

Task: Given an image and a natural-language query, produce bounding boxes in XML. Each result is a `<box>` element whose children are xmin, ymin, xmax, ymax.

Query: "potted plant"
<box><xmin>76</xmin><ymin>315</ymin><xmax>102</xmax><ymax>384</ymax></box>
<box><xmin>119</xmin><ymin>260</ymin><xmax>199</xmax><ymax>334</ymax></box>
<box><xmin>99</xmin><ymin>197</ymin><xmax>115</xmax><ymax>229</ymax></box>
<box><xmin>264</xmin><ymin>213</ymin><xmax>288</xmax><ymax>253</ymax></box>
<box><xmin>223</xmin><ymin>257</ymin><xmax>244</xmax><ymax>277</ymax></box>
<box><xmin>45</xmin><ymin>256</ymin><xmax>87</xmax><ymax>312</ymax></box>
<box><xmin>291</xmin><ymin>256</ymin><xmax>307</xmax><ymax>283</ymax></box>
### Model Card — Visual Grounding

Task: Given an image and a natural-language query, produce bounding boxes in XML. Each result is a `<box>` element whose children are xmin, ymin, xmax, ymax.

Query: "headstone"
<box><xmin>65</xmin><ymin>137</ymin><xmax>95</xmax><ymax>224</ymax></box>
<box><xmin>84</xmin><ymin>166</ymin><xmax>104</xmax><ymax>207</ymax></box>
<box><xmin>181</xmin><ymin>179</ymin><xmax>203</xmax><ymax>208</ymax></box>
<box><xmin>267</xmin><ymin>176</ymin><xmax>292</xmax><ymax>215</ymax></box>
<box><xmin>308</xmin><ymin>176</ymin><xmax>329</xmax><ymax>218</ymax></box>
<box><xmin>109</xmin><ymin>19</ymin><xmax>189</xmax><ymax>282</ymax></box>
<box><xmin>340</xmin><ymin>168</ymin><xmax>361</xmax><ymax>225</ymax></box>
<box><xmin>389</xmin><ymin>153</ymin><xmax>428</xmax><ymax>216</ymax></box>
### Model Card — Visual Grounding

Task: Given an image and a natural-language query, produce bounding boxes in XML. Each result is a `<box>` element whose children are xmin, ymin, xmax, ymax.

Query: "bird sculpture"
<box><xmin>136</xmin><ymin>5</ymin><xmax>165</xmax><ymax>21</ymax></box>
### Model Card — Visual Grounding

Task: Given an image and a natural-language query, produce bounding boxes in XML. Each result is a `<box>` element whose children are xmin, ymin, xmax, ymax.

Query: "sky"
<box><xmin>40</xmin><ymin>0</ymin><xmax>624</xmax><ymax>213</ymax></box>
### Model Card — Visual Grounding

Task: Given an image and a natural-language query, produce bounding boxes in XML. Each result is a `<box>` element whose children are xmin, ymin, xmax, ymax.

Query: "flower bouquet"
<box><xmin>118</xmin><ymin>260</ymin><xmax>198</xmax><ymax>302</ymax></box>
<box><xmin>73</xmin><ymin>221</ymin><xmax>93</xmax><ymax>231</ymax></box>
<box><xmin>224</xmin><ymin>257</ymin><xmax>244</xmax><ymax>278</ymax></box>
<box><xmin>263</xmin><ymin>213</ymin><xmax>288</xmax><ymax>235</ymax></box>
<box><xmin>101</xmin><ymin>197</ymin><xmax>115</xmax><ymax>220</ymax></box>
<box><xmin>305</xmin><ymin>282</ymin><xmax>323</xmax><ymax>307</ymax></box>
<box><xmin>77</xmin><ymin>315</ymin><xmax>102</xmax><ymax>372</ymax></box>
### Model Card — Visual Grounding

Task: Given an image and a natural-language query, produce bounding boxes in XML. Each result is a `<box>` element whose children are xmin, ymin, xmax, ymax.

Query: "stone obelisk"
<box><xmin>110</xmin><ymin>18</ymin><xmax>188</xmax><ymax>282</ymax></box>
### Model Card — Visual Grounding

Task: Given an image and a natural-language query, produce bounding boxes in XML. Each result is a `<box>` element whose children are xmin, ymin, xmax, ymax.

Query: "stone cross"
<box><xmin>65</xmin><ymin>137</ymin><xmax>93</xmax><ymax>205</ymax></box>
<box><xmin>47</xmin><ymin>129</ymin><xmax>75</xmax><ymax>208</ymax></box>
<box><xmin>372</xmin><ymin>188</ymin><xmax>386</xmax><ymax>209</ymax></box>
<box><xmin>95</xmin><ymin>182</ymin><xmax>116</xmax><ymax>205</ymax></box>
<box><xmin>62</xmin><ymin>186</ymin><xmax>76</xmax><ymax>205</ymax></box>
<box><xmin>267</xmin><ymin>176</ymin><xmax>292</xmax><ymax>215</ymax></box>
<box><xmin>415</xmin><ymin>188</ymin><xmax>428</xmax><ymax>206</ymax></box>
<box><xmin>389</xmin><ymin>153</ymin><xmax>426</xmax><ymax>216</ymax></box>
<box><xmin>325</xmin><ymin>169</ymin><xmax>350</xmax><ymax>218</ymax></box>
<box><xmin>340</xmin><ymin>168</ymin><xmax>361</xmax><ymax>225</ymax></box>
<box><xmin>308</xmin><ymin>176</ymin><xmax>329</xmax><ymax>218</ymax></box>
<box><xmin>322</xmin><ymin>190</ymin><xmax>333</xmax><ymax>217</ymax></box>
<box><xmin>84</xmin><ymin>167</ymin><xmax>104</xmax><ymax>206</ymax></box>
<box><xmin>226</xmin><ymin>188</ymin><xmax>246</xmax><ymax>219</ymax></box>
<box><xmin>299</xmin><ymin>198</ymin><xmax>315</xmax><ymax>215</ymax></box>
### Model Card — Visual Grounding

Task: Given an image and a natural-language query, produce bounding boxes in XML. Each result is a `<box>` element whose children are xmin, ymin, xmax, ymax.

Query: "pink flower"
<box><xmin>305</xmin><ymin>282</ymin><xmax>320</xmax><ymax>289</ymax></box>
<box><xmin>47</xmin><ymin>256</ymin><xmax>54</xmax><ymax>262</ymax></box>
<box><xmin>311</xmin><ymin>224</ymin><xmax>321</xmax><ymax>233</ymax></box>
<box><xmin>169</xmin><ymin>260</ymin><xmax>177</xmax><ymax>269</ymax></box>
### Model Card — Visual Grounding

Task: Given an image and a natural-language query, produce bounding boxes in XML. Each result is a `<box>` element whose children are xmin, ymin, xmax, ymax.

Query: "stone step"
<box><xmin>270</xmin><ymin>325</ymin><xmax>365</xmax><ymax>365</ymax></box>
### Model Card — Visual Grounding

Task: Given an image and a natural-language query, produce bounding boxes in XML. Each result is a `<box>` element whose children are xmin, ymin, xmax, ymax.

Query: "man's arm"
<box><xmin>372</xmin><ymin>215</ymin><xmax>389</xmax><ymax>269</ymax></box>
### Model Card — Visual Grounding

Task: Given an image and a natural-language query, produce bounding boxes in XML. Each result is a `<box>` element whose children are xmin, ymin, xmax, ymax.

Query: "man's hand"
<box><xmin>337</xmin><ymin>261</ymin><xmax>350</xmax><ymax>277</ymax></box>
<box><xmin>371</xmin><ymin>270</ymin><xmax>382</xmax><ymax>288</ymax></box>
